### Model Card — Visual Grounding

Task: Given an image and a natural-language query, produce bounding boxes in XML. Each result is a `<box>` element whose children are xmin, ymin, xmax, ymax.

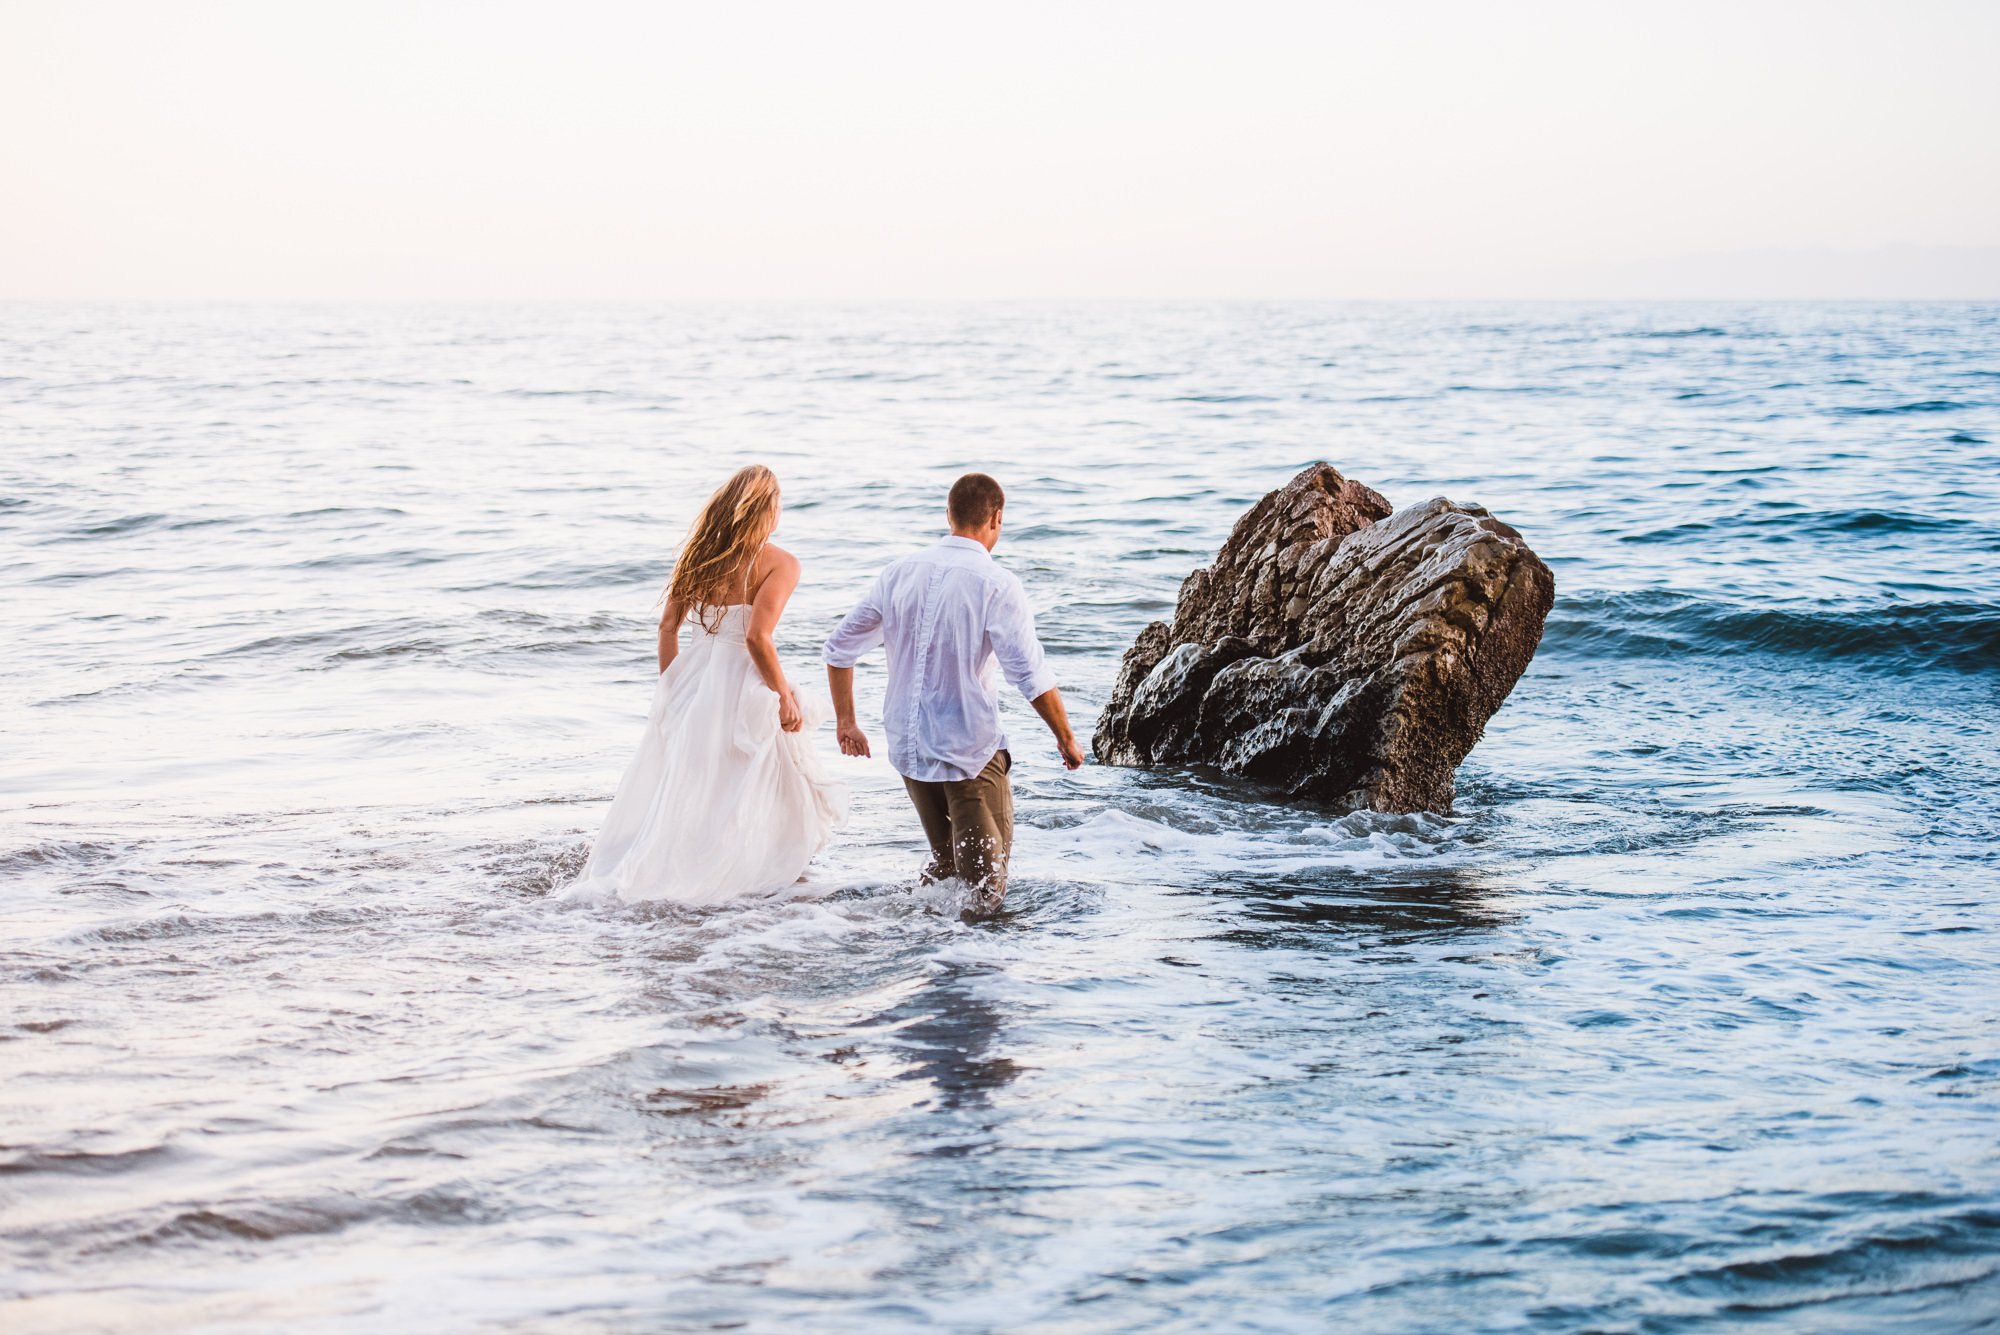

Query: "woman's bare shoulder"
<box><xmin>762</xmin><ymin>543</ymin><xmax>802</xmax><ymax>576</ymax></box>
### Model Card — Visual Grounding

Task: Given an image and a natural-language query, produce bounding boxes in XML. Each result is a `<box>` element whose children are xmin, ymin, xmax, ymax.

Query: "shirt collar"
<box><xmin>939</xmin><ymin>535</ymin><xmax>991</xmax><ymax>556</ymax></box>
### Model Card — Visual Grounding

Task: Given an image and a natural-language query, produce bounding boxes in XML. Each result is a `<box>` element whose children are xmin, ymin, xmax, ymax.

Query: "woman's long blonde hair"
<box><xmin>668</xmin><ymin>465</ymin><xmax>781</xmax><ymax>629</ymax></box>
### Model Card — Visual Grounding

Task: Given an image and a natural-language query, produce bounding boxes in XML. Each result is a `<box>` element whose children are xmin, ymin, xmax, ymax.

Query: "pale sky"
<box><xmin>3</xmin><ymin>0</ymin><xmax>1997</xmax><ymax>299</ymax></box>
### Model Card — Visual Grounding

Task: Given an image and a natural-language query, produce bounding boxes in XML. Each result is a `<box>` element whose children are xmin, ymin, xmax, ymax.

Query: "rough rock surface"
<box><xmin>1092</xmin><ymin>463</ymin><xmax>1554</xmax><ymax>812</ymax></box>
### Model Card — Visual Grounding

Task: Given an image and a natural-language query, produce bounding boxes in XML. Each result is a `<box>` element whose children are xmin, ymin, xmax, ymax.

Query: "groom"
<box><xmin>824</xmin><ymin>473</ymin><xmax>1084</xmax><ymax>915</ymax></box>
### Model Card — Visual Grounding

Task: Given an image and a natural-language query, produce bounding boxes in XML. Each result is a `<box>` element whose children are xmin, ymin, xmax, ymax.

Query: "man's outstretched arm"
<box><xmin>1031</xmin><ymin>687</ymin><xmax>1085</xmax><ymax>770</ymax></box>
<box><xmin>823</xmin><ymin>576</ymin><xmax>887</xmax><ymax>759</ymax></box>
<box><xmin>827</xmin><ymin>664</ymin><xmax>871</xmax><ymax>757</ymax></box>
<box><xmin>989</xmin><ymin>579</ymin><xmax>1081</xmax><ymax>770</ymax></box>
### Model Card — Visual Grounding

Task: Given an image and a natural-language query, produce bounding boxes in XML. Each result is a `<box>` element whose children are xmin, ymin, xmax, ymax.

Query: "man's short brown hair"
<box><xmin>948</xmin><ymin>473</ymin><xmax>1005</xmax><ymax>529</ymax></box>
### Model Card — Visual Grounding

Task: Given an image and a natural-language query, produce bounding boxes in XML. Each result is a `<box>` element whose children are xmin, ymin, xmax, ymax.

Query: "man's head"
<box><xmin>947</xmin><ymin>472</ymin><xmax>1005</xmax><ymax>549</ymax></box>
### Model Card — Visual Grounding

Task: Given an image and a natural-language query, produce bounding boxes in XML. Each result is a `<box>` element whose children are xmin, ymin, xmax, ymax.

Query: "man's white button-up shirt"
<box><xmin>822</xmin><ymin>535</ymin><xmax>1058</xmax><ymax>783</ymax></box>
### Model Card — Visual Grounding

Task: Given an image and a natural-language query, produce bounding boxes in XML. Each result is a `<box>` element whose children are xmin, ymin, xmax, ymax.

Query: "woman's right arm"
<box><xmin>658</xmin><ymin>597</ymin><xmax>687</xmax><ymax>673</ymax></box>
<box><xmin>744</xmin><ymin>551</ymin><xmax>804</xmax><ymax>730</ymax></box>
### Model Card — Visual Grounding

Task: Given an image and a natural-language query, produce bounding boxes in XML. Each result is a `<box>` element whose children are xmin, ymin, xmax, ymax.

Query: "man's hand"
<box><xmin>1057</xmin><ymin>734</ymin><xmax>1085</xmax><ymax>770</ymax></box>
<box><xmin>836</xmin><ymin>720</ymin><xmax>871</xmax><ymax>757</ymax></box>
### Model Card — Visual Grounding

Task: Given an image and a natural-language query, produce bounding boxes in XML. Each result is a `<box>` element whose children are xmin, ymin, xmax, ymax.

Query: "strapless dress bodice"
<box><xmin>692</xmin><ymin>604</ymin><xmax>752</xmax><ymax>641</ymax></box>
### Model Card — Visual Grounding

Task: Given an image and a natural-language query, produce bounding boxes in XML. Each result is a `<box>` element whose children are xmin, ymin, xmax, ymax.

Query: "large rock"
<box><xmin>1092</xmin><ymin>463</ymin><xmax>1554</xmax><ymax>812</ymax></box>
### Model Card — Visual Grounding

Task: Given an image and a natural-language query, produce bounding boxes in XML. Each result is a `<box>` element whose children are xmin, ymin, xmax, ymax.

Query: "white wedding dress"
<box><xmin>562</xmin><ymin>604</ymin><xmax>847</xmax><ymax>907</ymax></box>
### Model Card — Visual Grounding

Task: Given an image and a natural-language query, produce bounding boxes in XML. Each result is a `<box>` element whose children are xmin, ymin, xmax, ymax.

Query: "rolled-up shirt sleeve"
<box><xmin>988</xmin><ymin>576</ymin><xmax>1059</xmax><ymax>701</ymax></box>
<box><xmin>822</xmin><ymin>574</ymin><xmax>887</xmax><ymax>667</ymax></box>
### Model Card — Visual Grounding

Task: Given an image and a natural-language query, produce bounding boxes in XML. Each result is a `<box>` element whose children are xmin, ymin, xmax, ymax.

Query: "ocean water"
<box><xmin>3</xmin><ymin>302</ymin><xmax>1998</xmax><ymax>1333</ymax></box>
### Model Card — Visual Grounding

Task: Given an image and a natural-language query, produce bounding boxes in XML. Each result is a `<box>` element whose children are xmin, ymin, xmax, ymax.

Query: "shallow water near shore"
<box><xmin>4</xmin><ymin>302</ymin><xmax>1999</xmax><ymax>1331</ymax></box>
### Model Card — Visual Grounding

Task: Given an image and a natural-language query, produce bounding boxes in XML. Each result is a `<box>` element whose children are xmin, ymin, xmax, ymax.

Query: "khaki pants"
<box><xmin>902</xmin><ymin>750</ymin><xmax>1014</xmax><ymax>909</ymax></box>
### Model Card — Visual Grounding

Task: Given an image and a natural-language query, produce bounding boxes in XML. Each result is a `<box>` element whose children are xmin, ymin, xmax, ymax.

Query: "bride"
<box><xmin>563</xmin><ymin>465</ymin><xmax>846</xmax><ymax>906</ymax></box>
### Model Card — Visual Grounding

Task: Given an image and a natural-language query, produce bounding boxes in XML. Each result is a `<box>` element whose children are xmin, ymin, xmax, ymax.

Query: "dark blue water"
<box><xmin>3</xmin><ymin>302</ymin><xmax>1998</xmax><ymax>1331</ymax></box>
